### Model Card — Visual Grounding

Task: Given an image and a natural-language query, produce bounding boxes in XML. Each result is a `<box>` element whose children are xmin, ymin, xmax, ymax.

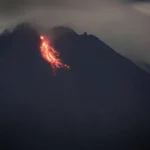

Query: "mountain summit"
<box><xmin>0</xmin><ymin>23</ymin><xmax>150</xmax><ymax>150</ymax></box>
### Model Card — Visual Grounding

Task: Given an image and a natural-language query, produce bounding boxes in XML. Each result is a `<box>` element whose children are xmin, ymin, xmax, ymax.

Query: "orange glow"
<box><xmin>40</xmin><ymin>35</ymin><xmax>69</xmax><ymax>73</ymax></box>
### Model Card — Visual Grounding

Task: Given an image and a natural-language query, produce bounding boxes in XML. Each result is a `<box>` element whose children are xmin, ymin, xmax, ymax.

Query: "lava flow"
<box><xmin>40</xmin><ymin>35</ymin><xmax>69</xmax><ymax>73</ymax></box>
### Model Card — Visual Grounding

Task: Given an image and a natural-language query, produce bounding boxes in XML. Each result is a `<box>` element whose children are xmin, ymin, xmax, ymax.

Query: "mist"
<box><xmin>0</xmin><ymin>0</ymin><xmax>150</xmax><ymax>71</ymax></box>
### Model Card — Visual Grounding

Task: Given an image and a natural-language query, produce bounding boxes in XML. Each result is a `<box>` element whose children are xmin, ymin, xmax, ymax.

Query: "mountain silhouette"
<box><xmin>0</xmin><ymin>23</ymin><xmax>150</xmax><ymax>150</ymax></box>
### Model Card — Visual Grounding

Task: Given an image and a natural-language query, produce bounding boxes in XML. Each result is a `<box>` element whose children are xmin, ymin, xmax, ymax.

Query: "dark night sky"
<box><xmin>0</xmin><ymin>23</ymin><xmax>150</xmax><ymax>150</ymax></box>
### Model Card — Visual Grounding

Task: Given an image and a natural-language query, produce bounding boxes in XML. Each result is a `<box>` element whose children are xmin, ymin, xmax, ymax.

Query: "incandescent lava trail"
<box><xmin>40</xmin><ymin>35</ymin><xmax>70</xmax><ymax>73</ymax></box>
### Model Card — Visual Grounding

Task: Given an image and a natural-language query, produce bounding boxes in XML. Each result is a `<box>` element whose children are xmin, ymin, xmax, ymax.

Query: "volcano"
<box><xmin>0</xmin><ymin>23</ymin><xmax>150</xmax><ymax>150</ymax></box>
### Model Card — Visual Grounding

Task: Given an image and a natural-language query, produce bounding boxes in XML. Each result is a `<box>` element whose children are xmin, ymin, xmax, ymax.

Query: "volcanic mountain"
<box><xmin>0</xmin><ymin>23</ymin><xmax>150</xmax><ymax>150</ymax></box>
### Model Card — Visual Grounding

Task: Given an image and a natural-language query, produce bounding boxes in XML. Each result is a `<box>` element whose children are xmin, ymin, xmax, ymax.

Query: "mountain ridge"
<box><xmin>0</xmin><ymin>23</ymin><xmax>150</xmax><ymax>150</ymax></box>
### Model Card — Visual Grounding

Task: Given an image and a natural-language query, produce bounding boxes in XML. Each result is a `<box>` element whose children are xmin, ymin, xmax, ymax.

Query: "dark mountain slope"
<box><xmin>0</xmin><ymin>23</ymin><xmax>150</xmax><ymax>150</ymax></box>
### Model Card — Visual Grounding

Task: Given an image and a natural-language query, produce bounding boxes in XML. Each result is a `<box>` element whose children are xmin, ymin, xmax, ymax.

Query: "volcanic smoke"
<box><xmin>40</xmin><ymin>35</ymin><xmax>70</xmax><ymax>73</ymax></box>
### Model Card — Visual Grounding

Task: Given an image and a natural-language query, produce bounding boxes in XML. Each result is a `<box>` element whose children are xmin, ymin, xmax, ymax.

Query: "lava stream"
<box><xmin>40</xmin><ymin>35</ymin><xmax>69</xmax><ymax>73</ymax></box>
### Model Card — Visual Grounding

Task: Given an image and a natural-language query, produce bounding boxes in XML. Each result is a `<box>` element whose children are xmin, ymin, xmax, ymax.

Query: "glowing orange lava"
<box><xmin>40</xmin><ymin>35</ymin><xmax>69</xmax><ymax>73</ymax></box>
